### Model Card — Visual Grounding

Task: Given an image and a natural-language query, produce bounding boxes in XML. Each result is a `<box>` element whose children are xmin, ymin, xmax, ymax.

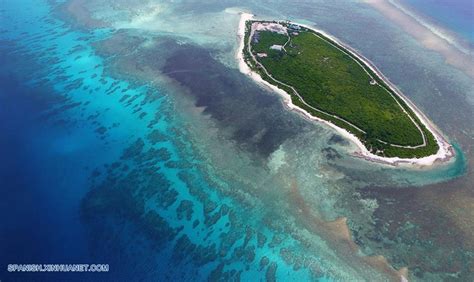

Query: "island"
<box><xmin>237</xmin><ymin>13</ymin><xmax>453</xmax><ymax>166</ymax></box>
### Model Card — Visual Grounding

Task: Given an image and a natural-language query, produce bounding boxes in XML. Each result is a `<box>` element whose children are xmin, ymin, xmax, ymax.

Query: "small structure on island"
<box><xmin>288</xmin><ymin>24</ymin><xmax>301</xmax><ymax>31</ymax></box>
<box><xmin>257</xmin><ymin>52</ymin><xmax>268</xmax><ymax>58</ymax></box>
<box><xmin>270</xmin><ymin>44</ymin><xmax>283</xmax><ymax>51</ymax></box>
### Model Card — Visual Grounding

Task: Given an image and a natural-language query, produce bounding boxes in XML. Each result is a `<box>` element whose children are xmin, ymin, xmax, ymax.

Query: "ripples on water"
<box><xmin>1</xmin><ymin>0</ymin><xmax>473</xmax><ymax>281</ymax></box>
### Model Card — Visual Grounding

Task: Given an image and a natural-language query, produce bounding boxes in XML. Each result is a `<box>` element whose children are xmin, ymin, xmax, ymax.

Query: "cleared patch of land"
<box><xmin>243</xmin><ymin>20</ymin><xmax>439</xmax><ymax>158</ymax></box>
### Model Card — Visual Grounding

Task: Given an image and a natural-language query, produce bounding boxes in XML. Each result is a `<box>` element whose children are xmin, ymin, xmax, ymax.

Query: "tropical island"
<box><xmin>237</xmin><ymin>13</ymin><xmax>453</xmax><ymax>166</ymax></box>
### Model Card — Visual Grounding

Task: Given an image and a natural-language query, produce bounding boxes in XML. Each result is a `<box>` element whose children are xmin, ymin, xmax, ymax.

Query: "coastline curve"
<box><xmin>236</xmin><ymin>12</ymin><xmax>454</xmax><ymax>167</ymax></box>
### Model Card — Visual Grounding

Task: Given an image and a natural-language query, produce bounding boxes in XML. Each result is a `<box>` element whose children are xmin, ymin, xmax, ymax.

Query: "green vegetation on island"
<box><xmin>243</xmin><ymin>20</ymin><xmax>439</xmax><ymax>158</ymax></box>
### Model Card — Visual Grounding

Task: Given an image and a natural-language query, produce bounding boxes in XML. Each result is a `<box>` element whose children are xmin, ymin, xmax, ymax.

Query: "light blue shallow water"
<box><xmin>401</xmin><ymin>0</ymin><xmax>474</xmax><ymax>45</ymax></box>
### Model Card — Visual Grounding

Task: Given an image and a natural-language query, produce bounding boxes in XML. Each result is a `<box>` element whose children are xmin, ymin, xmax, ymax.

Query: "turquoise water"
<box><xmin>0</xmin><ymin>0</ymin><xmax>333</xmax><ymax>280</ymax></box>
<box><xmin>1</xmin><ymin>0</ymin><xmax>473</xmax><ymax>281</ymax></box>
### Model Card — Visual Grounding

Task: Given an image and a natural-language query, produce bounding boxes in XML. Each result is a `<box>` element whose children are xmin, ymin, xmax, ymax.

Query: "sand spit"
<box><xmin>290</xmin><ymin>181</ymin><xmax>408</xmax><ymax>281</ymax></box>
<box><xmin>364</xmin><ymin>0</ymin><xmax>474</xmax><ymax>78</ymax></box>
<box><xmin>236</xmin><ymin>12</ymin><xmax>454</xmax><ymax>168</ymax></box>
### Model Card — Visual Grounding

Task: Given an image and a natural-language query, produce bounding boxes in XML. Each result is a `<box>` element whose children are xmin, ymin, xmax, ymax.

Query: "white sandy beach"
<box><xmin>236</xmin><ymin>12</ymin><xmax>454</xmax><ymax>168</ymax></box>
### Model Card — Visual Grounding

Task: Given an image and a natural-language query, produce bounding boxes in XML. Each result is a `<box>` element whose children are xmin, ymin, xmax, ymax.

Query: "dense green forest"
<box><xmin>244</xmin><ymin>21</ymin><xmax>439</xmax><ymax>158</ymax></box>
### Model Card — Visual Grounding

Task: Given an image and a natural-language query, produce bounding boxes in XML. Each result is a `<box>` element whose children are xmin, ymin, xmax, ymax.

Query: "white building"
<box><xmin>270</xmin><ymin>44</ymin><xmax>283</xmax><ymax>51</ymax></box>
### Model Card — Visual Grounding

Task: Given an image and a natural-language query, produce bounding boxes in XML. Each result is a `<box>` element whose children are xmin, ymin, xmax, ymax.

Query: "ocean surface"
<box><xmin>400</xmin><ymin>0</ymin><xmax>474</xmax><ymax>47</ymax></box>
<box><xmin>0</xmin><ymin>0</ymin><xmax>473</xmax><ymax>281</ymax></box>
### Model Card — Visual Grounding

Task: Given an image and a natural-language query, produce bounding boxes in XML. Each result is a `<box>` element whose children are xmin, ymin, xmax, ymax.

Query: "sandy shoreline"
<box><xmin>236</xmin><ymin>12</ymin><xmax>454</xmax><ymax>168</ymax></box>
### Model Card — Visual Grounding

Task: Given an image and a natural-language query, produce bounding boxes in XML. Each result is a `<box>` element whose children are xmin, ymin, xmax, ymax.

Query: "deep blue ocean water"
<box><xmin>1</xmin><ymin>1</ymin><xmax>125</xmax><ymax>279</ymax></box>
<box><xmin>401</xmin><ymin>0</ymin><xmax>474</xmax><ymax>45</ymax></box>
<box><xmin>0</xmin><ymin>0</ymin><xmax>176</xmax><ymax>280</ymax></box>
<box><xmin>0</xmin><ymin>1</ymin><xmax>332</xmax><ymax>280</ymax></box>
